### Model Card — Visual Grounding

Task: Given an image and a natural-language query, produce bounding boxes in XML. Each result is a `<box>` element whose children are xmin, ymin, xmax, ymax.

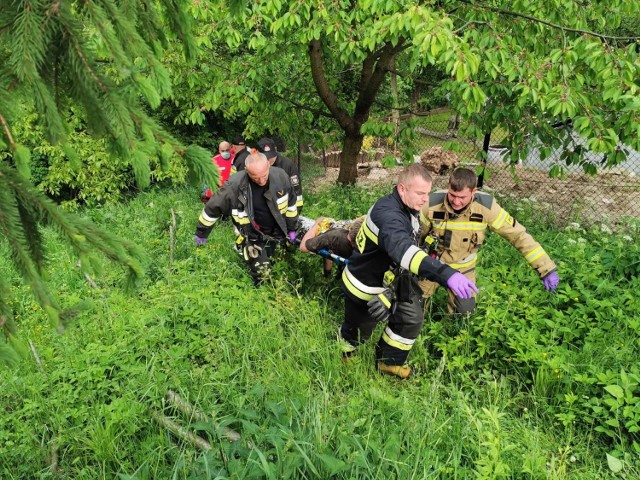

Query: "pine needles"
<box><xmin>0</xmin><ymin>1</ymin><xmax>217</xmax><ymax>356</ymax></box>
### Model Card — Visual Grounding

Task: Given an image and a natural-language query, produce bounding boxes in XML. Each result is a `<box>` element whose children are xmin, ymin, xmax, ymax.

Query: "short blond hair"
<box><xmin>398</xmin><ymin>164</ymin><xmax>432</xmax><ymax>186</ymax></box>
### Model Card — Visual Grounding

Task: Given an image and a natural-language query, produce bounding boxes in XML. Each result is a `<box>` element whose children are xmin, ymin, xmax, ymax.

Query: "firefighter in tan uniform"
<box><xmin>419</xmin><ymin>168</ymin><xmax>559</xmax><ymax>314</ymax></box>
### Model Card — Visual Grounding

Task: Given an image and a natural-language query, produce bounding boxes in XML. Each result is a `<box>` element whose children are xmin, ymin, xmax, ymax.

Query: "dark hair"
<box><xmin>398</xmin><ymin>164</ymin><xmax>432</xmax><ymax>186</ymax></box>
<box><xmin>449</xmin><ymin>168</ymin><xmax>477</xmax><ymax>191</ymax></box>
<box><xmin>347</xmin><ymin>216</ymin><xmax>366</xmax><ymax>247</ymax></box>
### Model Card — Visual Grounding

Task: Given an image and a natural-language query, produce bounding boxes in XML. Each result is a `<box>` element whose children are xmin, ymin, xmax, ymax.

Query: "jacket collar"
<box><xmin>392</xmin><ymin>186</ymin><xmax>419</xmax><ymax>216</ymax></box>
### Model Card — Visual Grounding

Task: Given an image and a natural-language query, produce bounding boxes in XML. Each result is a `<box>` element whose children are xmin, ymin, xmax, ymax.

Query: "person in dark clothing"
<box><xmin>231</xmin><ymin>136</ymin><xmax>250</xmax><ymax>172</ymax></box>
<box><xmin>299</xmin><ymin>216</ymin><xmax>364</xmax><ymax>277</ymax></box>
<box><xmin>339</xmin><ymin>164</ymin><xmax>478</xmax><ymax>378</ymax></box>
<box><xmin>245</xmin><ymin>137</ymin><xmax>304</xmax><ymax>212</ymax></box>
<box><xmin>194</xmin><ymin>152</ymin><xmax>299</xmax><ymax>285</ymax></box>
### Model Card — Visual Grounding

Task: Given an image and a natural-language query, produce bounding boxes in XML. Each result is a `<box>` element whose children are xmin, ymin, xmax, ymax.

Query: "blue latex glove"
<box><xmin>194</xmin><ymin>235</ymin><xmax>207</xmax><ymax>247</ymax></box>
<box><xmin>288</xmin><ymin>231</ymin><xmax>297</xmax><ymax>244</ymax></box>
<box><xmin>446</xmin><ymin>272</ymin><xmax>479</xmax><ymax>299</ymax></box>
<box><xmin>542</xmin><ymin>271</ymin><xmax>559</xmax><ymax>291</ymax></box>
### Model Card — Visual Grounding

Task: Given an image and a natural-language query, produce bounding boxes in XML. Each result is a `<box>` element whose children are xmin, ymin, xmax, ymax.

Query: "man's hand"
<box><xmin>288</xmin><ymin>231</ymin><xmax>297</xmax><ymax>244</ymax></box>
<box><xmin>367</xmin><ymin>288</ymin><xmax>395</xmax><ymax>323</ymax></box>
<box><xmin>247</xmin><ymin>244</ymin><xmax>262</xmax><ymax>259</ymax></box>
<box><xmin>446</xmin><ymin>272</ymin><xmax>478</xmax><ymax>299</ymax></box>
<box><xmin>542</xmin><ymin>271</ymin><xmax>559</xmax><ymax>291</ymax></box>
<box><xmin>194</xmin><ymin>235</ymin><xmax>207</xmax><ymax>247</ymax></box>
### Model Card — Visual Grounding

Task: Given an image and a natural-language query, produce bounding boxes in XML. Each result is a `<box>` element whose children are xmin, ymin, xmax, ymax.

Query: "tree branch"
<box><xmin>308</xmin><ymin>39</ymin><xmax>355</xmax><ymax>131</ymax></box>
<box><xmin>355</xmin><ymin>41</ymin><xmax>406</xmax><ymax>118</ymax></box>
<box><xmin>459</xmin><ymin>0</ymin><xmax>640</xmax><ymax>41</ymax></box>
<box><xmin>0</xmin><ymin>113</ymin><xmax>17</xmax><ymax>150</ymax></box>
<box><xmin>268</xmin><ymin>90</ymin><xmax>334</xmax><ymax>119</ymax></box>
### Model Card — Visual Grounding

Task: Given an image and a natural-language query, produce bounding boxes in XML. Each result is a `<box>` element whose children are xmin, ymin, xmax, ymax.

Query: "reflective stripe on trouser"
<box><xmin>419</xmin><ymin>269</ymin><xmax>476</xmax><ymax>314</ymax></box>
<box><xmin>375</xmin><ymin>292</ymin><xmax>424</xmax><ymax>366</ymax></box>
<box><xmin>340</xmin><ymin>282</ymin><xmax>425</xmax><ymax>367</ymax></box>
<box><xmin>242</xmin><ymin>239</ymin><xmax>279</xmax><ymax>285</ymax></box>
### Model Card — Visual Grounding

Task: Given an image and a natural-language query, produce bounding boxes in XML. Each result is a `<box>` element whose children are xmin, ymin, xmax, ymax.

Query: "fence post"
<box><xmin>478</xmin><ymin>132</ymin><xmax>491</xmax><ymax>189</ymax></box>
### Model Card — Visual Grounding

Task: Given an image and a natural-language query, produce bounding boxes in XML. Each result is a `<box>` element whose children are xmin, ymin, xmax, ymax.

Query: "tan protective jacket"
<box><xmin>420</xmin><ymin>191</ymin><xmax>556</xmax><ymax>278</ymax></box>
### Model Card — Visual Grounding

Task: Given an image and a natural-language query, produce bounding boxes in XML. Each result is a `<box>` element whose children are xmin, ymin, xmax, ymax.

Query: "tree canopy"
<box><xmin>177</xmin><ymin>0</ymin><xmax>639</xmax><ymax>182</ymax></box>
<box><xmin>0</xmin><ymin>1</ymin><xmax>218</xmax><ymax>345</ymax></box>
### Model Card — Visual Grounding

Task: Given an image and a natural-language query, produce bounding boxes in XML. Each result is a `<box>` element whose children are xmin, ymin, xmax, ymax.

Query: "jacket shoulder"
<box><xmin>429</xmin><ymin>191</ymin><xmax>447</xmax><ymax>208</ymax></box>
<box><xmin>269</xmin><ymin>166</ymin><xmax>290</xmax><ymax>181</ymax></box>
<box><xmin>473</xmin><ymin>191</ymin><xmax>494</xmax><ymax>209</ymax></box>
<box><xmin>225</xmin><ymin>170</ymin><xmax>247</xmax><ymax>187</ymax></box>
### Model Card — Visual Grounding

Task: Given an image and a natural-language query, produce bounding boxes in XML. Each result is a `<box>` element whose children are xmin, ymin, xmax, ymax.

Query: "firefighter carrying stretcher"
<box><xmin>338</xmin><ymin>164</ymin><xmax>478</xmax><ymax>379</ymax></box>
<box><xmin>419</xmin><ymin>168</ymin><xmax>559</xmax><ymax>314</ymax></box>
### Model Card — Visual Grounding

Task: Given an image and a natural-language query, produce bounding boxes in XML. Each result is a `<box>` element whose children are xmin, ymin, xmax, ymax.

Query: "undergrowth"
<box><xmin>0</xmin><ymin>183</ymin><xmax>638</xmax><ymax>479</ymax></box>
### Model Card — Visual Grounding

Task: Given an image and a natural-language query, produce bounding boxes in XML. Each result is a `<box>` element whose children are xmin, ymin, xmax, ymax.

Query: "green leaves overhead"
<box><xmin>176</xmin><ymin>0</ymin><xmax>640</xmax><ymax>184</ymax></box>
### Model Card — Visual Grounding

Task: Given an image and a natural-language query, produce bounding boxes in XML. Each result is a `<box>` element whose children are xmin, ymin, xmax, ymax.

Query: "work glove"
<box><xmin>288</xmin><ymin>231</ymin><xmax>297</xmax><ymax>244</ymax></box>
<box><xmin>446</xmin><ymin>272</ymin><xmax>478</xmax><ymax>299</ymax></box>
<box><xmin>247</xmin><ymin>244</ymin><xmax>262</xmax><ymax>259</ymax></box>
<box><xmin>367</xmin><ymin>287</ymin><xmax>396</xmax><ymax>323</ymax></box>
<box><xmin>542</xmin><ymin>271</ymin><xmax>560</xmax><ymax>291</ymax></box>
<box><xmin>194</xmin><ymin>235</ymin><xmax>207</xmax><ymax>247</ymax></box>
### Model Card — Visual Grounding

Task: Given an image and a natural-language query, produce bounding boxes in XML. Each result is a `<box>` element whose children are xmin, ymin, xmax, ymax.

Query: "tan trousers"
<box><xmin>419</xmin><ymin>269</ymin><xmax>476</xmax><ymax>314</ymax></box>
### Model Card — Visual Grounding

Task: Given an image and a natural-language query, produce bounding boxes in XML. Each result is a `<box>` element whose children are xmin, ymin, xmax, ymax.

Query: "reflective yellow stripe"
<box><xmin>409</xmin><ymin>250</ymin><xmax>428</xmax><ymax>275</ymax></box>
<box><xmin>233</xmin><ymin>215</ymin><xmax>250</xmax><ymax>225</ymax></box>
<box><xmin>491</xmin><ymin>209</ymin><xmax>508</xmax><ymax>229</ymax></box>
<box><xmin>198</xmin><ymin>214</ymin><xmax>216</xmax><ymax>227</ymax></box>
<box><xmin>433</xmin><ymin>222</ymin><xmax>486</xmax><ymax>231</ymax></box>
<box><xmin>342</xmin><ymin>268</ymin><xmax>384</xmax><ymax>301</ymax></box>
<box><xmin>285</xmin><ymin>210</ymin><xmax>298</xmax><ymax>218</ymax></box>
<box><xmin>382</xmin><ymin>331</ymin><xmax>412</xmax><ymax>351</ymax></box>
<box><xmin>276</xmin><ymin>194</ymin><xmax>289</xmax><ymax>205</ymax></box>
<box><xmin>449</xmin><ymin>255</ymin><xmax>477</xmax><ymax>270</ymax></box>
<box><xmin>525</xmin><ymin>246</ymin><xmax>544</xmax><ymax>263</ymax></box>
<box><xmin>362</xmin><ymin>221</ymin><xmax>378</xmax><ymax>245</ymax></box>
<box><xmin>379</xmin><ymin>294</ymin><xmax>391</xmax><ymax>308</ymax></box>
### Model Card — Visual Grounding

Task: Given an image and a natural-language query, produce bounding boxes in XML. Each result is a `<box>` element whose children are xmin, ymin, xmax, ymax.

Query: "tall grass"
<box><xmin>0</xmin><ymin>183</ymin><xmax>638</xmax><ymax>478</ymax></box>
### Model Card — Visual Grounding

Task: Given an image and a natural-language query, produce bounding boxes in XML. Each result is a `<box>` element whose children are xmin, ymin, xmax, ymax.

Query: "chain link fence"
<box><xmin>303</xmin><ymin>110</ymin><xmax>640</xmax><ymax>225</ymax></box>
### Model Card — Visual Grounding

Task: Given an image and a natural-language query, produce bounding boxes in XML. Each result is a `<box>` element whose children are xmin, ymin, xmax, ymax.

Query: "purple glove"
<box><xmin>446</xmin><ymin>272</ymin><xmax>479</xmax><ymax>299</ymax></box>
<box><xmin>288</xmin><ymin>231</ymin><xmax>297</xmax><ymax>244</ymax></box>
<box><xmin>194</xmin><ymin>235</ymin><xmax>207</xmax><ymax>247</ymax></box>
<box><xmin>542</xmin><ymin>271</ymin><xmax>559</xmax><ymax>291</ymax></box>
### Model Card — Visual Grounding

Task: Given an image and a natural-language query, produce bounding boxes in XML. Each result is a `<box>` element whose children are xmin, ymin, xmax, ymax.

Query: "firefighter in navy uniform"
<box><xmin>339</xmin><ymin>165</ymin><xmax>478</xmax><ymax>379</ymax></box>
<box><xmin>256</xmin><ymin>137</ymin><xmax>304</xmax><ymax>213</ymax></box>
<box><xmin>419</xmin><ymin>168</ymin><xmax>559</xmax><ymax>313</ymax></box>
<box><xmin>194</xmin><ymin>152</ymin><xmax>299</xmax><ymax>285</ymax></box>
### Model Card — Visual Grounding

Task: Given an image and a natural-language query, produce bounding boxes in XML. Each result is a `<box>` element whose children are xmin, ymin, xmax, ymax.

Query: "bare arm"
<box><xmin>299</xmin><ymin>217</ymin><xmax>324</xmax><ymax>252</ymax></box>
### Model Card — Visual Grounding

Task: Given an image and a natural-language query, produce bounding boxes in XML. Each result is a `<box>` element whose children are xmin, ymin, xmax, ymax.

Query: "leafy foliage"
<box><xmin>1</xmin><ymin>184</ymin><xmax>639</xmax><ymax>478</ymax></box>
<box><xmin>169</xmin><ymin>0</ymin><xmax>639</xmax><ymax>183</ymax></box>
<box><xmin>0</xmin><ymin>1</ymin><xmax>219</xmax><ymax>338</ymax></box>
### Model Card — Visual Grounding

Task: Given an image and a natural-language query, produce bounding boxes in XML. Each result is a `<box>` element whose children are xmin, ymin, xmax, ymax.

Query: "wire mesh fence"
<box><xmin>302</xmin><ymin>110</ymin><xmax>640</xmax><ymax>225</ymax></box>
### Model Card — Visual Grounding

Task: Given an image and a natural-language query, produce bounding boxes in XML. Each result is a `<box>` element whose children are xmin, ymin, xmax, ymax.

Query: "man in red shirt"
<box><xmin>201</xmin><ymin>141</ymin><xmax>235</xmax><ymax>202</ymax></box>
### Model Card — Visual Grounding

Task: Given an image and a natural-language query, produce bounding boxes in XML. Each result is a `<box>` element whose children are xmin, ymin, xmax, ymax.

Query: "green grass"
<box><xmin>1</xmin><ymin>183</ymin><xmax>639</xmax><ymax>478</ymax></box>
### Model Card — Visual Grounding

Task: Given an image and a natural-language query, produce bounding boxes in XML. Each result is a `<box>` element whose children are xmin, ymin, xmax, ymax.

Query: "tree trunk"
<box><xmin>337</xmin><ymin>129</ymin><xmax>364</xmax><ymax>185</ymax></box>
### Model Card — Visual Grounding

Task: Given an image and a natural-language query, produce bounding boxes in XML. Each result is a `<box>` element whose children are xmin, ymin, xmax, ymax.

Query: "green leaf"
<box><xmin>605</xmin><ymin>385</ymin><xmax>624</xmax><ymax>399</ymax></box>
<box><xmin>315</xmin><ymin>453</ymin><xmax>347</xmax><ymax>476</ymax></box>
<box><xmin>606</xmin><ymin>453</ymin><xmax>623</xmax><ymax>473</ymax></box>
